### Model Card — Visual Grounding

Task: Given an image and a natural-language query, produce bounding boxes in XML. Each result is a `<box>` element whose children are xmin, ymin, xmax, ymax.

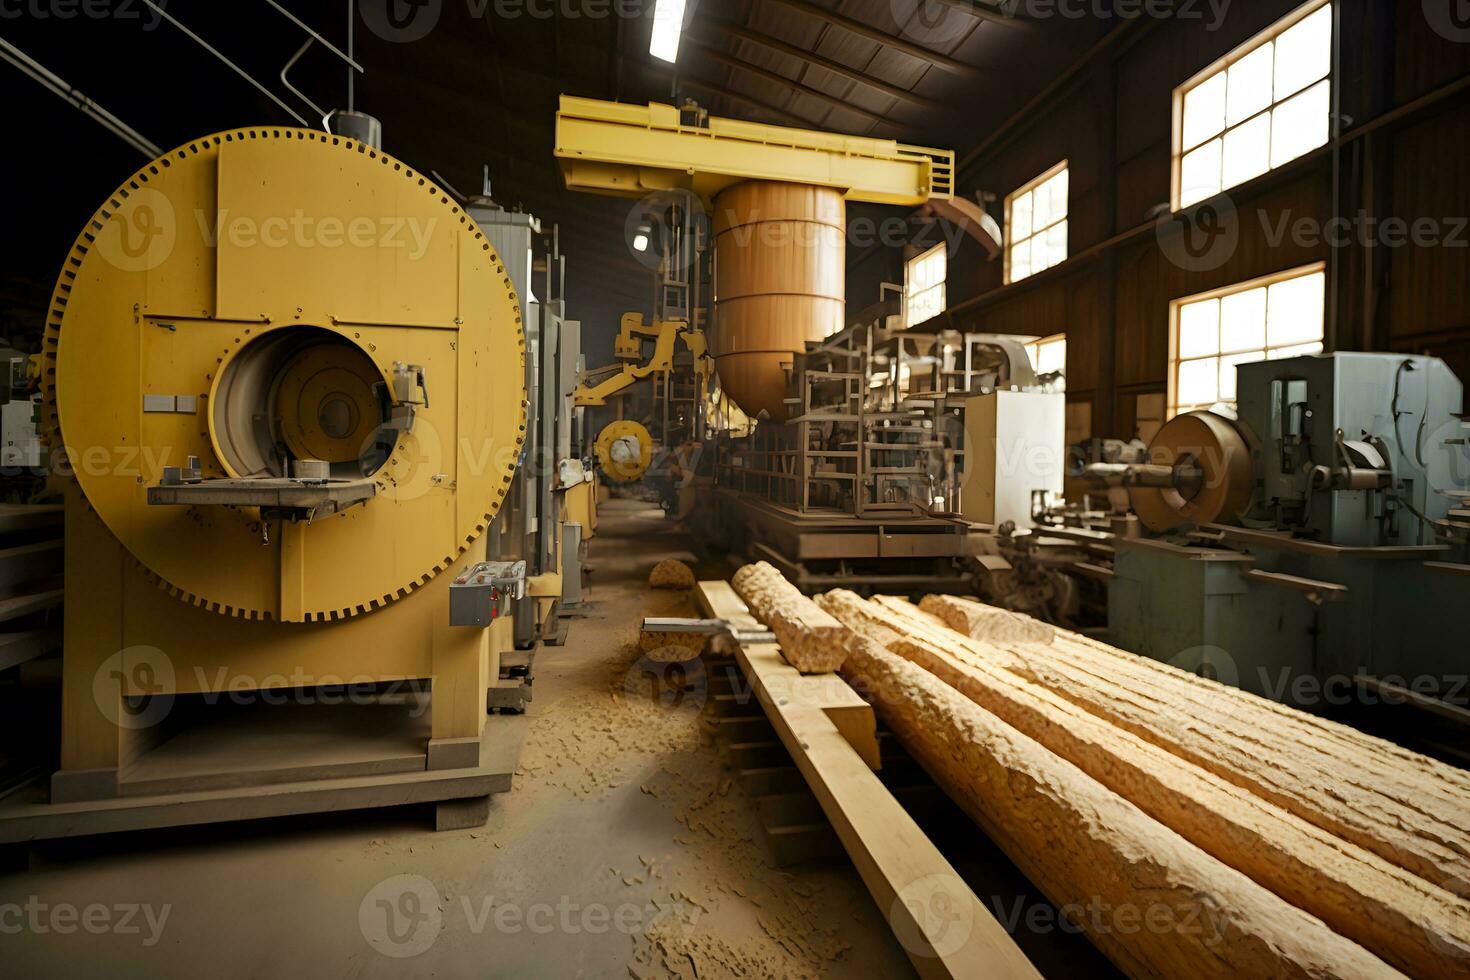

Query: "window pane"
<box><xmin>1222</xmin><ymin>113</ymin><xmax>1271</xmax><ymax>189</ymax></box>
<box><xmin>1266</xmin><ymin>272</ymin><xmax>1325</xmax><ymax>345</ymax></box>
<box><xmin>1179</xmin><ymin>139</ymin><xmax>1222</xmax><ymax>207</ymax></box>
<box><xmin>1046</xmin><ymin>170</ymin><xmax>1069</xmax><ymax>221</ymax></box>
<box><xmin>1218</xmin><ymin>351</ymin><xmax>1262</xmax><ymax>400</ymax></box>
<box><xmin>1271</xmin><ymin>79</ymin><xmax>1330</xmax><ymax>168</ymax></box>
<box><xmin>1178</xmin><ymin>357</ymin><xmax>1219</xmax><ymax>406</ymax></box>
<box><xmin>1275</xmin><ymin>6</ymin><xmax>1332</xmax><ymax>100</ymax></box>
<box><xmin>1220</xmin><ymin>287</ymin><xmax>1267</xmax><ymax>351</ymax></box>
<box><xmin>1226</xmin><ymin>43</ymin><xmax>1274</xmax><ymax>127</ymax></box>
<box><xmin>1035</xmin><ymin>338</ymin><xmax>1066</xmax><ymax>375</ymax></box>
<box><xmin>1011</xmin><ymin>191</ymin><xmax>1032</xmax><ymax>241</ymax></box>
<box><xmin>1045</xmin><ymin>220</ymin><xmax>1068</xmax><ymax>270</ymax></box>
<box><xmin>1032</xmin><ymin>182</ymin><xmax>1054</xmax><ymax>232</ymax></box>
<box><xmin>1178</xmin><ymin>299</ymin><xmax>1220</xmax><ymax>359</ymax></box>
<box><xmin>1183</xmin><ymin>72</ymin><xmax>1227</xmax><ymax>150</ymax></box>
<box><xmin>1030</xmin><ymin>235</ymin><xmax>1048</xmax><ymax>277</ymax></box>
<box><xmin>1009</xmin><ymin>243</ymin><xmax>1031</xmax><ymax>282</ymax></box>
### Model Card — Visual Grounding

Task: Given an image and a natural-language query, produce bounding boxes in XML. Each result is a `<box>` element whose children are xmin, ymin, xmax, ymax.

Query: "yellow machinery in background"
<box><xmin>594</xmin><ymin>419</ymin><xmax>654</xmax><ymax>484</ymax></box>
<box><xmin>576</xmin><ymin>312</ymin><xmax>712</xmax><ymax>486</ymax></box>
<box><xmin>12</xmin><ymin>128</ymin><xmax>541</xmax><ymax>834</ymax></box>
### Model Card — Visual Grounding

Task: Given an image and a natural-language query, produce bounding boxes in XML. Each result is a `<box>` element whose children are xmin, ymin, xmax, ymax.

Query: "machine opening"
<box><xmin>212</xmin><ymin>327</ymin><xmax>397</xmax><ymax>481</ymax></box>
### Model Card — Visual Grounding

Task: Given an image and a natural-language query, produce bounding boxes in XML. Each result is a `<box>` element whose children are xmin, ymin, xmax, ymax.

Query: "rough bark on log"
<box><xmin>648</xmin><ymin>559</ymin><xmax>696</xmax><ymax>590</ymax></box>
<box><xmin>920</xmin><ymin>594</ymin><xmax>1055</xmax><ymax>645</ymax></box>
<box><xmin>835</xmin><ymin>628</ymin><xmax>1402</xmax><ymax>979</ymax></box>
<box><xmin>821</xmin><ymin>590</ymin><xmax>1470</xmax><ymax>977</ymax></box>
<box><xmin>732</xmin><ymin>562</ymin><xmax>848</xmax><ymax>673</ymax></box>
<box><xmin>872</xmin><ymin>595</ymin><xmax>1470</xmax><ymax>889</ymax></box>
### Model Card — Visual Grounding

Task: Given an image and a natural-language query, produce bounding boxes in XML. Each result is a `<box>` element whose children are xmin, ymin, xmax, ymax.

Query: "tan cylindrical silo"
<box><xmin>712</xmin><ymin>181</ymin><xmax>845</xmax><ymax>422</ymax></box>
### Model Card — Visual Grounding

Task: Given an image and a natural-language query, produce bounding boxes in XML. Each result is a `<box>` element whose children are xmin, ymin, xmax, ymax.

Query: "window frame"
<box><xmin>1004</xmin><ymin>160</ymin><xmax>1069</xmax><ymax>285</ymax></box>
<box><xmin>903</xmin><ymin>242</ymin><xmax>947</xmax><ymax>329</ymax></box>
<box><xmin>1170</xmin><ymin>0</ymin><xmax>1333</xmax><ymax>211</ymax></box>
<box><xmin>1166</xmin><ymin>262</ymin><xmax>1327</xmax><ymax>418</ymax></box>
<box><xmin>1024</xmin><ymin>333</ymin><xmax>1067</xmax><ymax>382</ymax></box>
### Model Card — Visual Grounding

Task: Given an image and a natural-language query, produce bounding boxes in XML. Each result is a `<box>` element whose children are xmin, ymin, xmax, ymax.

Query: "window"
<box><xmin>1168</xmin><ymin>265</ymin><xmax>1325</xmax><ymax>417</ymax></box>
<box><xmin>1005</xmin><ymin>162</ymin><xmax>1068</xmax><ymax>284</ymax></box>
<box><xmin>1025</xmin><ymin>333</ymin><xmax>1067</xmax><ymax>388</ymax></box>
<box><xmin>904</xmin><ymin>243</ymin><xmax>946</xmax><ymax>328</ymax></box>
<box><xmin>1174</xmin><ymin>1</ymin><xmax>1332</xmax><ymax>209</ymax></box>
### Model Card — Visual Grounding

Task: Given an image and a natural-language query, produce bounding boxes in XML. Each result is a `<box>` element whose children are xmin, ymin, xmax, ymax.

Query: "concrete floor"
<box><xmin>0</xmin><ymin>499</ymin><xmax>917</xmax><ymax>978</ymax></box>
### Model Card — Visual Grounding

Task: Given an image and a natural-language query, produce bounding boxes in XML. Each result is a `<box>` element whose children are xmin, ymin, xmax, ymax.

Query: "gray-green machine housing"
<box><xmin>1110</xmin><ymin>353</ymin><xmax>1468</xmax><ymax>705</ymax></box>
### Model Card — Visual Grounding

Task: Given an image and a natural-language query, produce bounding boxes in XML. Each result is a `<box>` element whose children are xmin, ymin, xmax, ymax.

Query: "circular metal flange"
<box><xmin>595</xmin><ymin>420</ymin><xmax>653</xmax><ymax>483</ymax></box>
<box><xmin>41</xmin><ymin>128</ymin><xmax>528</xmax><ymax>621</ymax></box>
<box><xmin>1130</xmin><ymin>411</ymin><xmax>1253</xmax><ymax>534</ymax></box>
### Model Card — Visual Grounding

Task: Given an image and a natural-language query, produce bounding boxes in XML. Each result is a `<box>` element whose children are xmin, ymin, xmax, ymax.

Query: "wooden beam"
<box><xmin>832</xmin><ymin>592</ymin><xmax>1470</xmax><ymax>978</ymax></box>
<box><xmin>696</xmin><ymin>580</ymin><xmax>1038</xmax><ymax>980</ymax></box>
<box><xmin>684</xmin><ymin>39</ymin><xmax>906</xmax><ymax>131</ymax></box>
<box><xmin>701</xmin><ymin>21</ymin><xmax>943</xmax><ymax>111</ymax></box>
<box><xmin>758</xmin><ymin>0</ymin><xmax>988</xmax><ymax>78</ymax></box>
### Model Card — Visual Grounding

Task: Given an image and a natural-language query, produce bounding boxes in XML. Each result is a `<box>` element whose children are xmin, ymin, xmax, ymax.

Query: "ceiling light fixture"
<box><xmin>649</xmin><ymin>0</ymin><xmax>687</xmax><ymax>63</ymax></box>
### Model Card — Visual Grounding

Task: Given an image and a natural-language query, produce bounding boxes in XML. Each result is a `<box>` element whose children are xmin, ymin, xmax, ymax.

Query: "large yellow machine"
<box><xmin>31</xmin><ymin>129</ymin><xmax>534</xmax><ymax>825</ymax></box>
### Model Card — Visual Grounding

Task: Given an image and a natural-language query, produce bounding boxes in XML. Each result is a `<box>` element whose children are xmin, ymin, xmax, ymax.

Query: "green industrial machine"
<box><xmin>1096</xmin><ymin>353</ymin><xmax>1469</xmax><ymax>705</ymax></box>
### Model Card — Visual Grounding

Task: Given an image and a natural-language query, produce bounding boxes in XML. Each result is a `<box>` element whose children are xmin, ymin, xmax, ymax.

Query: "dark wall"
<box><xmin>863</xmin><ymin>0</ymin><xmax>1470</xmax><ymax>441</ymax></box>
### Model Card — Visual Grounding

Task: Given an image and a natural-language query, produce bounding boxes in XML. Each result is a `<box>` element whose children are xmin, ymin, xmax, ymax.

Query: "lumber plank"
<box><xmin>732</xmin><ymin>562</ymin><xmax>847</xmax><ymax>673</ymax></box>
<box><xmin>834</xmin><ymin>628</ymin><xmax>1403</xmax><ymax>979</ymax></box>
<box><xmin>702</xmin><ymin>581</ymin><xmax>1037</xmax><ymax>980</ymax></box>
<box><xmin>823</xmin><ymin>591</ymin><xmax>1470</xmax><ymax>977</ymax></box>
<box><xmin>879</xmin><ymin>594</ymin><xmax>1470</xmax><ymax>887</ymax></box>
<box><xmin>698</xmin><ymin>580</ymin><xmax>879</xmax><ymax>769</ymax></box>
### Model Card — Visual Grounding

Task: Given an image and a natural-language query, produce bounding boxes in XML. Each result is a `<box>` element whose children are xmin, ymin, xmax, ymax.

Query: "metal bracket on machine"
<box><xmin>450</xmin><ymin>559</ymin><xmax>528</xmax><ymax>627</ymax></box>
<box><xmin>640</xmin><ymin>616</ymin><xmax>775</xmax><ymax>646</ymax></box>
<box><xmin>377</xmin><ymin>361</ymin><xmax>429</xmax><ymax>434</ymax></box>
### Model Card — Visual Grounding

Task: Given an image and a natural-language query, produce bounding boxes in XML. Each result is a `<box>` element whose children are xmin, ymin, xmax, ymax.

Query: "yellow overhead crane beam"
<box><xmin>554</xmin><ymin>96</ymin><xmax>954</xmax><ymax>206</ymax></box>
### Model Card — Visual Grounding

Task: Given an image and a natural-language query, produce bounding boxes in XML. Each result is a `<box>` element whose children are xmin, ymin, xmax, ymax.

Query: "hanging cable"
<box><xmin>141</xmin><ymin>0</ymin><xmax>311</xmax><ymax>125</ymax></box>
<box><xmin>0</xmin><ymin>35</ymin><xmax>160</xmax><ymax>157</ymax></box>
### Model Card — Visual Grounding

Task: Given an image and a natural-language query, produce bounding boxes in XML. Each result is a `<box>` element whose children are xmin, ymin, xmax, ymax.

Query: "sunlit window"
<box><xmin>1005</xmin><ymin>163</ymin><xmax>1068</xmax><ymax>284</ymax></box>
<box><xmin>1174</xmin><ymin>1</ymin><xmax>1332</xmax><ymax>209</ymax></box>
<box><xmin>1169</xmin><ymin>266</ymin><xmax>1325</xmax><ymax>417</ymax></box>
<box><xmin>1024</xmin><ymin>333</ymin><xmax>1067</xmax><ymax>390</ymax></box>
<box><xmin>904</xmin><ymin>243</ymin><xmax>946</xmax><ymax>328</ymax></box>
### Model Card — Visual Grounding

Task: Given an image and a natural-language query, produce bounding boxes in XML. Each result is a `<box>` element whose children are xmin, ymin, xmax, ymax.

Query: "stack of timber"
<box><xmin>731</xmin><ymin>561</ymin><xmax>847</xmax><ymax>674</ymax></box>
<box><xmin>727</xmin><ymin>565</ymin><xmax>1470</xmax><ymax>977</ymax></box>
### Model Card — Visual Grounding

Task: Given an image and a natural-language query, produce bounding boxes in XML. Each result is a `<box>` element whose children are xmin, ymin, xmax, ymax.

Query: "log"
<box><xmin>873</xmin><ymin>595</ymin><xmax>1470</xmax><ymax>889</ymax></box>
<box><xmin>920</xmin><ymin>594</ymin><xmax>1055</xmax><ymax>645</ymax></box>
<box><xmin>732</xmin><ymin>562</ymin><xmax>848</xmax><ymax>673</ymax></box>
<box><xmin>648</xmin><ymin>559</ymin><xmax>696</xmax><ymax>590</ymax></box>
<box><xmin>821</xmin><ymin>590</ymin><xmax>1470</xmax><ymax>977</ymax></box>
<box><xmin>834</xmin><ymin>628</ymin><xmax>1402</xmax><ymax>979</ymax></box>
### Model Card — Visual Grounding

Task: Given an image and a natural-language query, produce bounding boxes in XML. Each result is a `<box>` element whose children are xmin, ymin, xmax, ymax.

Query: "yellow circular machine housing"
<box><xmin>595</xmin><ymin>420</ymin><xmax>653</xmax><ymax>483</ymax></box>
<box><xmin>41</xmin><ymin>129</ymin><xmax>528</xmax><ymax>622</ymax></box>
<box><xmin>1130</xmin><ymin>411</ymin><xmax>1253</xmax><ymax>533</ymax></box>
